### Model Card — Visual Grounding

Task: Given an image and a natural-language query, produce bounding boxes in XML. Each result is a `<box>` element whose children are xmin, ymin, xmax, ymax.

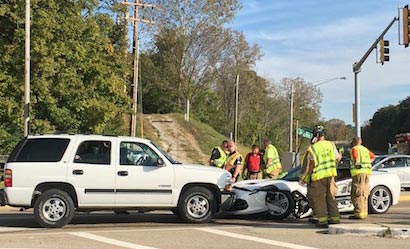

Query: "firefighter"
<box><xmin>299</xmin><ymin>135</ymin><xmax>319</xmax><ymax>223</ymax></box>
<box><xmin>263</xmin><ymin>138</ymin><xmax>282</xmax><ymax>179</ymax></box>
<box><xmin>209</xmin><ymin>140</ymin><xmax>229</xmax><ymax>168</ymax></box>
<box><xmin>224</xmin><ymin>140</ymin><xmax>243</xmax><ymax>183</ymax></box>
<box><xmin>349</xmin><ymin>136</ymin><xmax>375</xmax><ymax>219</ymax></box>
<box><xmin>306</xmin><ymin>125</ymin><xmax>342</xmax><ymax>228</ymax></box>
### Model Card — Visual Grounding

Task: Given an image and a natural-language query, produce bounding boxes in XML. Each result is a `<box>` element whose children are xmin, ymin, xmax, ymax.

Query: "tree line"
<box><xmin>0</xmin><ymin>0</ymin><xmax>353</xmax><ymax>155</ymax></box>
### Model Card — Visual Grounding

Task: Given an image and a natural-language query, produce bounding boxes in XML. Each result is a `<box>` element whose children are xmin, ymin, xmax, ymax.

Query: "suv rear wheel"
<box><xmin>34</xmin><ymin>189</ymin><xmax>75</xmax><ymax>228</ymax></box>
<box><xmin>178</xmin><ymin>186</ymin><xmax>216</xmax><ymax>223</ymax></box>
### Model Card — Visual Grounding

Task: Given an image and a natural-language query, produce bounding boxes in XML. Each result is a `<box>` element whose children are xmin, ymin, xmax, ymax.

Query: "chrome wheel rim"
<box><xmin>187</xmin><ymin>195</ymin><xmax>209</xmax><ymax>219</ymax></box>
<box><xmin>42</xmin><ymin>197</ymin><xmax>67</xmax><ymax>222</ymax></box>
<box><xmin>266</xmin><ymin>191</ymin><xmax>289</xmax><ymax>215</ymax></box>
<box><xmin>371</xmin><ymin>188</ymin><xmax>390</xmax><ymax>213</ymax></box>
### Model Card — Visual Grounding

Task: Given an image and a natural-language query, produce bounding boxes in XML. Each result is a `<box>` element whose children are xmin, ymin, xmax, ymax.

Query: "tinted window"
<box><xmin>10</xmin><ymin>138</ymin><xmax>70</xmax><ymax>162</ymax></box>
<box><xmin>7</xmin><ymin>138</ymin><xmax>27</xmax><ymax>162</ymax></box>
<box><xmin>74</xmin><ymin>141</ymin><xmax>111</xmax><ymax>165</ymax></box>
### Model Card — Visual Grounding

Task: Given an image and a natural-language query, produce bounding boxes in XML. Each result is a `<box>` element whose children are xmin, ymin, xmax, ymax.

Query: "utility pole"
<box><xmin>24</xmin><ymin>0</ymin><xmax>30</xmax><ymax>137</ymax></box>
<box><xmin>233</xmin><ymin>74</ymin><xmax>239</xmax><ymax>143</ymax></box>
<box><xmin>289</xmin><ymin>83</ymin><xmax>294</xmax><ymax>152</ymax></box>
<box><xmin>122</xmin><ymin>0</ymin><xmax>155</xmax><ymax>137</ymax></box>
<box><xmin>352</xmin><ymin>17</ymin><xmax>398</xmax><ymax>137</ymax></box>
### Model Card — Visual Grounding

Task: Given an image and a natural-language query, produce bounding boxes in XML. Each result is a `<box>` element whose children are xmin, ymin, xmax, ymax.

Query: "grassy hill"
<box><xmin>143</xmin><ymin>113</ymin><xmax>250</xmax><ymax>164</ymax></box>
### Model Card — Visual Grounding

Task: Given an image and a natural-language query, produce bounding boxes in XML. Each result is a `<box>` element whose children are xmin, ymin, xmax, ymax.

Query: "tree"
<box><xmin>152</xmin><ymin>0</ymin><xmax>240</xmax><ymax>110</ymax></box>
<box><xmin>362</xmin><ymin>96</ymin><xmax>410</xmax><ymax>153</ymax></box>
<box><xmin>0</xmin><ymin>0</ymin><xmax>130</xmax><ymax>154</ymax></box>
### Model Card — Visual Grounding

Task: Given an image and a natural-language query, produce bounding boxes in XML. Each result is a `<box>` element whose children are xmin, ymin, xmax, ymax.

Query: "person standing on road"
<box><xmin>263</xmin><ymin>138</ymin><xmax>282</xmax><ymax>179</ymax></box>
<box><xmin>306</xmin><ymin>125</ymin><xmax>342</xmax><ymax>228</ymax></box>
<box><xmin>349</xmin><ymin>136</ymin><xmax>375</xmax><ymax>219</ymax></box>
<box><xmin>209</xmin><ymin>140</ymin><xmax>229</xmax><ymax>168</ymax></box>
<box><xmin>299</xmin><ymin>135</ymin><xmax>320</xmax><ymax>223</ymax></box>
<box><xmin>244</xmin><ymin>145</ymin><xmax>263</xmax><ymax>180</ymax></box>
<box><xmin>224</xmin><ymin>140</ymin><xmax>244</xmax><ymax>183</ymax></box>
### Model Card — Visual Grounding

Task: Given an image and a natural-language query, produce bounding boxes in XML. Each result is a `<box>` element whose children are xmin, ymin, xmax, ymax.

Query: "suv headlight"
<box><xmin>224</xmin><ymin>175</ymin><xmax>233</xmax><ymax>191</ymax></box>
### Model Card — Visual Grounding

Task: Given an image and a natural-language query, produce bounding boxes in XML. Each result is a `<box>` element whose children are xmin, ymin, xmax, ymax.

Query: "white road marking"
<box><xmin>1</xmin><ymin>226</ymin><xmax>243</xmax><ymax>237</ymax></box>
<box><xmin>0</xmin><ymin>227</ymin><xmax>39</xmax><ymax>233</ymax></box>
<box><xmin>70</xmin><ymin>232</ymin><xmax>159</xmax><ymax>249</ymax></box>
<box><xmin>196</xmin><ymin>227</ymin><xmax>320</xmax><ymax>249</ymax></box>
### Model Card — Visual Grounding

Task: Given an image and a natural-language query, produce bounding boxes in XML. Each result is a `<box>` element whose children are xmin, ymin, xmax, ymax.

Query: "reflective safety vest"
<box><xmin>350</xmin><ymin>145</ymin><xmax>372</xmax><ymax>176</ymax></box>
<box><xmin>213</xmin><ymin>146</ymin><xmax>227</xmax><ymax>168</ymax></box>
<box><xmin>264</xmin><ymin>144</ymin><xmax>282</xmax><ymax>174</ymax></box>
<box><xmin>224</xmin><ymin>151</ymin><xmax>243</xmax><ymax>172</ymax></box>
<box><xmin>309</xmin><ymin>141</ymin><xmax>337</xmax><ymax>181</ymax></box>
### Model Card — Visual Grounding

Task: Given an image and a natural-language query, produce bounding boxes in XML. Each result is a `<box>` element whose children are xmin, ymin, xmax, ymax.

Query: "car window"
<box><xmin>8</xmin><ymin>138</ymin><xmax>70</xmax><ymax>162</ymax></box>
<box><xmin>383</xmin><ymin>158</ymin><xmax>406</xmax><ymax>168</ymax></box>
<box><xmin>74</xmin><ymin>141</ymin><xmax>111</xmax><ymax>165</ymax></box>
<box><xmin>120</xmin><ymin>142</ymin><xmax>160</xmax><ymax>166</ymax></box>
<box><xmin>405</xmin><ymin>158</ymin><xmax>410</xmax><ymax>167</ymax></box>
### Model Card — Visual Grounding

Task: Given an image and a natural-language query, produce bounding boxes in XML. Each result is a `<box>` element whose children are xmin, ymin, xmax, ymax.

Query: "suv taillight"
<box><xmin>4</xmin><ymin>169</ymin><xmax>12</xmax><ymax>187</ymax></box>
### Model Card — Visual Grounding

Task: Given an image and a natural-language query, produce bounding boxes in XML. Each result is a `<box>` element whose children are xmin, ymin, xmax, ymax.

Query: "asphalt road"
<box><xmin>1</xmin><ymin>192</ymin><xmax>410</xmax><ymax>249</ymax></box>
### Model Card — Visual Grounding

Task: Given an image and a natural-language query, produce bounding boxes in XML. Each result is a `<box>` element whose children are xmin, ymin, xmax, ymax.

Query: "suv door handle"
<box><xmin>72</xmin><ymin>170</ymin><xmax>84</xmax><ymax>175</ymax></box>
<box><xmin>117</xmin><ymin>171</ymin><xmax>128</xmax><ymax>176</ymax></box>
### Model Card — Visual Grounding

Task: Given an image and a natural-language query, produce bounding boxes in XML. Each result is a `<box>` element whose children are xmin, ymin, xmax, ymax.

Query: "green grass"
<box><xmin>171</xmin><ymin>113</ymin><xmax>251</xmax><ymax>156</ymax></box>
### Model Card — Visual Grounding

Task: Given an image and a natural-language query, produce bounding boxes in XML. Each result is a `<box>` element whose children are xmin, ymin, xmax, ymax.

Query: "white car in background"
<box><xmin>372</xmin><ymin>155</ymin><xmax>410</xmax><ymax>188</ymax></box>
<box><xmin>222</xmin><ymin>166</ymin><xmax>401</xmax><ymax>220</ymax></box>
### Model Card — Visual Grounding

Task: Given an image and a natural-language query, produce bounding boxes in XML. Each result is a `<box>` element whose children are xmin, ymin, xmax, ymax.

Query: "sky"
<box><xmin>230</xmin><ymin>0</ymin><xmax>410</xmax><ymax>126</ymax></box>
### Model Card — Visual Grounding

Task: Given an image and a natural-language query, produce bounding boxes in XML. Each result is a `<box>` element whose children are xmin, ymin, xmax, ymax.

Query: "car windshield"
<box><xmin>281</xmin><ymin>166</ymin><xmax>301</xmax><ymax>181</ymax></box>
<box><xmin>150</xmin><ymin>142</ymin><xmax>180</xmax><ymax>164</ymax></box>
<box><xmin>372</xmin><ymin>156</ymin><xmax>386</xmax><ymax>166</ymax></box>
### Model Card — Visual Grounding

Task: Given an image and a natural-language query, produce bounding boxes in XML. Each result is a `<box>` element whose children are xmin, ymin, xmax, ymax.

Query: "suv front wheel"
<box><xmin>34</xmin><ymin>189</ymin><xmax>75</xmax><ymax>228</ymax></box>
<box><xmin>178</xmin><ymin>186</ymin><xmax>216</xmax><ymax>223</ymax></box>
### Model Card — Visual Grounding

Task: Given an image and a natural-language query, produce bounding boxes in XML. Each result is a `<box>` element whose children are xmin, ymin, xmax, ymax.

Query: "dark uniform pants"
<box><xmin>307</xmin><ymin>177</ymin><xmax>340</xmax><ymax>225</ymax></box>
<box><xmin>351</xmin><ymin>173</ymin><xmax>370</xmax><ymax>219</ymax></box>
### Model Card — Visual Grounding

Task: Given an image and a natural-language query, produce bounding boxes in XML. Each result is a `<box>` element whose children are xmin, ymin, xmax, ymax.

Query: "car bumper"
<box><xmin>0</xmin><ymin>189</ymin><xmax>7</xmax><ymax>206</ymax></box>
<box><xmin>220</xmin><ymin>191</ymin><xmax>235</xmax><ymax>211</ymax></box>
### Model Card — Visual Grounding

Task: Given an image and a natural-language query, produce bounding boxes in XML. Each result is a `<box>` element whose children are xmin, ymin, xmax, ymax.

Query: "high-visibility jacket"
<box><xmin>350</xmin><ymin>145</ymin><xmax>372</xmax><ymax>176</ymax></box>
<box><xmin>264</xmin><ymin>144</ymin><xmax>281</xmax><ymax>174</ymax></box>
<box><xmin>213</xmin><ymin>146</ymin><xmax>227</xmax><ymax>168</ymax></box>
<box><xmin>224</xmin><ymin>151</ymin><xmax>243</xmax><ymax>173</ymax></box>
<box><xmin>309</xmin><ymin>140</ymin><xmax>337</xmax><ymax>181</ymax></box>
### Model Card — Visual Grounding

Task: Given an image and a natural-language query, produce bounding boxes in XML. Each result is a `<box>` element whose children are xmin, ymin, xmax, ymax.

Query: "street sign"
<box><xmin>297</xmin><ymin>127</ymin><xmax>313</xmax><ymax>139</ymax></box>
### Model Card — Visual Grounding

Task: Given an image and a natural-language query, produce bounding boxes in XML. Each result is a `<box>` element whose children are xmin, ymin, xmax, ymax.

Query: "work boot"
<box><xmin>308</xmin><ymin>218</ymin><xmax>318</xmax><ymax>224</ymax></box>
<box><xmin>348</xmin><ymin>215</ymin><xmax>364</xmax><ymax>220</ymax></box>
<box><xmin>315</xmin><ymin>223</ymin><xmax>329</xmax><ymax>228</ymax></box>
<box><xmin>328</xmin><ymin>220</ymin><xmax>340</xmax><ymax>225</ymax></box>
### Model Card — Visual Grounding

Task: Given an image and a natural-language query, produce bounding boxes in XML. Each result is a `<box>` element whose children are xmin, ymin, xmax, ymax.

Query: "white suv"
<box><xmin>1</xmin><ymin>134</ymin><xmax>232</xmax><ymax>228</ymax></box>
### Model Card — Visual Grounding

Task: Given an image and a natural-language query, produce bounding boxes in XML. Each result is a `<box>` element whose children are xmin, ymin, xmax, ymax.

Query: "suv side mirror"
<box><xmin>157</xmin><ymin>158</ymin><xmax>165</xmax><ymax>167</ymax></box>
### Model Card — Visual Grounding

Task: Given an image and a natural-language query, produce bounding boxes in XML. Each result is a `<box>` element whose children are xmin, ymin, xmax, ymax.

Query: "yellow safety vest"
<box><xmin>309</xmin><ymin>141</ymin><xmax>337</xmax><ymax>181</ymax></box>
<box><xmin>213</xmin><ymin>146</ymin><xmax>227</xmax><ymax>168</ymax></box>
<box><xmin>224</xmin><ymin>152</ymin><xmax>243</xmax><ymax>172</ymax></box>
<box><xmin>264</xmin><ymin>144</ymin><xmax>282</xmax><ymax>174</ymax></box>
<box><xmin>350</xmin><ymin>145</ymin><xmax>372</xmax><ymax>176</ymax></box>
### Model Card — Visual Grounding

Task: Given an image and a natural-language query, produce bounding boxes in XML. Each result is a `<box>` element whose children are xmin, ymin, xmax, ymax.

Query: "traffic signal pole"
<box><xmin>352</xmin><ymin>17</ymin><xmax>398</xmax><ymax>137</ymax></box>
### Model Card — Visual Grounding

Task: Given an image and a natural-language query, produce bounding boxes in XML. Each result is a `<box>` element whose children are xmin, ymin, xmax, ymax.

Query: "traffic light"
<box><xmin>379</xmin><ymin>39</ymin><xmax>390</xmax><ymax>65</ymax></box>
<box><xmin>403</xmin><ymin>5</ymin><xmax>409</xmax><ymax>47</ymax></box>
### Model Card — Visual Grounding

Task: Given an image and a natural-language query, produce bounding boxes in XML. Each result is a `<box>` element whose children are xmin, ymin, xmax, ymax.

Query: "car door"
<box><xmin>67</xmin><ymin>138</ymin><xmax>116</xmax><ymax>206</ymax></box>
<box><xmin>115</xmin><ymin>140</ymin><xmax>175</xmax><ymax>206</ymax></box>
<box><xmin>381</xmin><ymin>157</ymin><xmax>407</xmax><ymax>186</ymax></box>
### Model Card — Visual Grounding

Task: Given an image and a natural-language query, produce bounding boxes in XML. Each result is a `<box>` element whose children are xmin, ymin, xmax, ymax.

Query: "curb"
<box><xmin>329</xmin><ymin>224</ymin><xmax>410</xmax><ymax>238</ymax></box>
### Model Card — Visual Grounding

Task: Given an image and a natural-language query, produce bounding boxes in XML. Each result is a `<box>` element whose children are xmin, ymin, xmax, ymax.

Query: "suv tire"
<box><xmin>34</xmin><ymin>189</ymin><xmax>75</xmax><ymax>228</ymax></box>
<box><xmin>178</xmin><ymin>186</ymin><xmax>216</xmax><ymax>223</ymax></box>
